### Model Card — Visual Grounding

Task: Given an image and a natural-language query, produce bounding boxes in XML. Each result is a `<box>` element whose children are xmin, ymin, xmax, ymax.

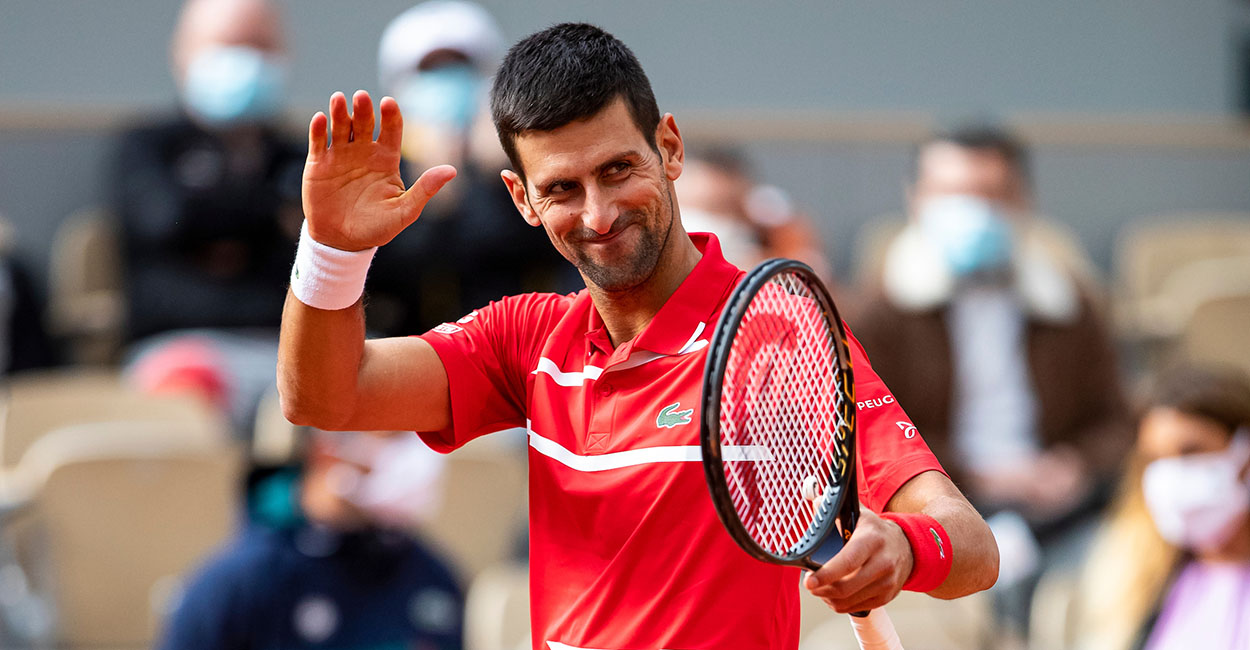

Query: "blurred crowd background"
<box><xmin>1</xmin><ymin>1</ymin><xmax>1250</xmax><ymax>649</ymax></box>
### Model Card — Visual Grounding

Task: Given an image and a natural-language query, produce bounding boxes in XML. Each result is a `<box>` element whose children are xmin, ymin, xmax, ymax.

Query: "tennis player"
<box><xmin>279</xmin><ymin>23</ymin><xmax>998</xmax><ymax>650</ymax></box>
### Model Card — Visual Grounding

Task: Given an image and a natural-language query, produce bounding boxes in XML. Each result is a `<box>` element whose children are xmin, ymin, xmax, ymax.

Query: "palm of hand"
<box><xmin>301</xmin><ymin>91</ymin><xmax>456</xmax><ymax>251</ymax></box>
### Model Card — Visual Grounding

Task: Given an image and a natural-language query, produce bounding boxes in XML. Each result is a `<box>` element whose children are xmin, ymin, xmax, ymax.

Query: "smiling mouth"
<box><xmin>587</xmin><ymin>228</ymin><xmax>627</xmax><ymax>245</ymax></box>
<box><xmin>580</xmin><ymin>218</ymin><xmax>638</xmax><ymax>247</ymax></box>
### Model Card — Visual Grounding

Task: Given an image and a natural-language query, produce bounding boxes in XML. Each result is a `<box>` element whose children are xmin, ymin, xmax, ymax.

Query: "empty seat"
<box><xmin>1178</xmin><ymin>292</ymin><xmax>1250</xmax><ymax>376</ymax></box>
<box><xmin>420</xmin><ymin>433</ymin><xmax>528</xmax><ymax>584</ymax></box>
<box><xmin>46</xmin><ymin>207</ymin><xmax>125</xmax><ymax>365</ymax></box>
<box><xmin>0</xmin><ymin>421</ymin><xmax>240</xmax><ymax>648</ymax></box>
<box><xmin>463</xmin><ymin>561</ymin><xmax>530</xmax><ymax>650</ymax></box>
<box><xmin>1116</xmin><ymin>214</ymin><xmax>1250</xmax><ymax>303</ymax></box>
<box><xmin>799</xmin><ymin>590</ymin><xmax>997</xmax><ymax>650</ymax></box>
<box><xmin>1</xmin><ymin>368</ymin><xmax>227</xmax><ymax>469</ymax></box>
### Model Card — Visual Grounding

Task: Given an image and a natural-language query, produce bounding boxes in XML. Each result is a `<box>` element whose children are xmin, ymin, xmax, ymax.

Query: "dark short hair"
<box><xmin>1143</xmin><ymin>364</ymin><xmax>1250</xmax><ymax>435</ymax></box>
<box><xmin>918</xmin><ymin>123</ymin><xmax>1032</xmax><ymax>189</ymax></box>
<box><xmin>490</xmin><ymin>22</ymin><xmax>661</xmax><ymax>181</ymax></box>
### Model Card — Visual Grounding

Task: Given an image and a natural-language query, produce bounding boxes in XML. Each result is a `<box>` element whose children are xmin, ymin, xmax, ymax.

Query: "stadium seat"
<box><xmin>1178</xmin><ymin>291</ymin><xmax>1250</xmax><ymax>376</ymax></box>
<box><xmin>1116</xmin><ymin>213</ymin><xmax>1250</xmax><ymax>302</ymax></box>
<box><xmin>1114</xmin><ymin>214</ymin><xmax>1250</xmax><ymax>337</ymax></box>
<box><xmin>464</xmin><ymin>561</ymin><xmax>530</xmax><ymax>650</ymax></box>
<box><xmin>419</xmin><ymin>432</ymin><xmax>528</xmax><ymax>584</ymax></box>
<box><xmin>799</xmin><ymin>590</ymin><xmax>997</xmax><ymax>650</ymax></box>
<box><xmin>0</xmin><ymin>368</ymin><xmax>228</xmax><ymax>469</ymax></box>
<box><xmin>1028</xmin><ymin>568</ymin><xmax>1080</xmax><ymax>650</ymax></box>
<box><xmin>46</xmin><ymin>206</ymin><xmax>125</xmax><ymax>365</ymax></box>
<box><xmin>0</xmin><ymin>421</ymin><xmax>240</xmax><ymax>649</ymax></box>
<box><xmin>251</xmin><ymin>389</ymin><xmax>304</xmax><ymax>466</ymax></box>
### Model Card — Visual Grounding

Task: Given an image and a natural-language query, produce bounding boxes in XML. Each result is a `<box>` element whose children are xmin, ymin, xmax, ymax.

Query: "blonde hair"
<box><xmin>1072</xmin><ymin>364</ymin><xmax>1250</xmax><ymax>649</ymax></box>
<box><xmin>1071</xmin><ymin>453</ymin><xmax>1179</xmax><ymax>650</ymax></box>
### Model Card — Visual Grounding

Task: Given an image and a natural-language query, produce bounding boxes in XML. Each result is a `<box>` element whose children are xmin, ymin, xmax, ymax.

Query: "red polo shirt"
<box><xmin>419</xmin><ymin>233</ymin><xmax>944</xmax><ymax>650</ymax></box>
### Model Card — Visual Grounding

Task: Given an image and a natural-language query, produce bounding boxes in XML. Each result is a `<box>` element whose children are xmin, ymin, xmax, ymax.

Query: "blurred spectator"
<box><xmin>367</xmin><ymin>0</ymin><xmax>576</xmax><ymax>336</ymax></box>
<box><xmin>110</xmin><ymin>0</ymin><xmax>303</xmax><ymax>433</ymax></box>
<box><xmin>848</xmin><ymin>125</ymin><xmax>1133</xmax><ymax>594</ymax></box>
<box><xmin>676</xmin><ymin>146</ymin><xmax>833</xmax><ymax>281</ymax></box>
<box><xmin>0</xmin><ymin>218</ymin><xmax>56</xmax><ymax>373</ymax></box>
<box><xmin>1073</xmin><ymin>364</ymin><xmax>1250</xmax><ymax>650</ymax></box>
<box><xmin>158</xmin><ymin>429</ymin><xmax>462</xmax><ymax>650</ymax></box>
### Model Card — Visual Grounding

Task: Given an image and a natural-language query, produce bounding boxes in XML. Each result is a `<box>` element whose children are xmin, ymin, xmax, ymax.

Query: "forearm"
<box><xmin>277</xmin><ymin>290</ymin><xmax>367</xmax><ymax>428</ymax></box>
<box><xmin>913</xmin><ymin>494</ymin><xmax>997</xmax><ymax>598</ymax></box>
<box><xmin>886</xmin><ymin>471</ymin><xmax>999</xmax><ymax>599</ymax></box>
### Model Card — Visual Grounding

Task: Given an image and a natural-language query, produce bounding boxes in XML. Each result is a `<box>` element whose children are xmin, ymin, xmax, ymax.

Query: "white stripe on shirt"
<box><xmin>527</xmin><ymin>424</ymin><xmax>773</xmax><ymax>472</ymax></box>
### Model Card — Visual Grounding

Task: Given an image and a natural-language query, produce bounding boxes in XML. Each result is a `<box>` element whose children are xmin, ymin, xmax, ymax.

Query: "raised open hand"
<box><xmin>302</xmin><ymin>90</ymin><xmax>457</xmax><ymax>251</ymax></box>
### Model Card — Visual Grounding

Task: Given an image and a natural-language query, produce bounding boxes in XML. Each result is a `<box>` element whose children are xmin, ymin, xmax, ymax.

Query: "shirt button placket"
<box><xmin>588</xmin><ymin>380</ymin><xmax>615</xmax><ymax>451</ymax></box>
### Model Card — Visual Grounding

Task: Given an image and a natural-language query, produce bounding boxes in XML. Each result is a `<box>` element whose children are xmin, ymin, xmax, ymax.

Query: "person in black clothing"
<box><xmin>114</xmin><ymin>0</ymin><xmax>301</xmax><ymax>341</ymax></box>
<box><xmin>111</xmin><ymin>0</ymin><xmax>302</xmax><ymax>434</ymax></box>
<box><xmin>158</xmin><ymin>429</ymin><xmax>463</xmax><ymax>650</ymax></box>
<box><xmin>0</xmin><ymin>243</ymin><xmax>56</xmax><ymax>374</ymax></box>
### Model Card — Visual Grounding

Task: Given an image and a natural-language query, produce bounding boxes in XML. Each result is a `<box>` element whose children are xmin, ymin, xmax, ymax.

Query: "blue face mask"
<box><xmin>182</xmin><ymin>46</ymin><xmax>286</xmax><ymax>126</ymax></box>
<box><xmin>918</xmin><ymin>195</ymin><xmax>1015</xmax><ymax>277</ymax></box>
<box><xmin>394</xmin><ymin>64</ymin><xmax>482</xmax><ymax>132</ymax></box>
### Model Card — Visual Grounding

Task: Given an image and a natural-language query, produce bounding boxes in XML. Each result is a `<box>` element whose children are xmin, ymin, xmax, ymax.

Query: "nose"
<box><xmin>581</xmin><ymin>184</ymin><xmax>618</xmax><ymax>235</ymax></box>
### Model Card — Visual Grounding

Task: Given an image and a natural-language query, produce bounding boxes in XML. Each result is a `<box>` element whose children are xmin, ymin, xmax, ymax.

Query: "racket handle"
<box><xmin>848</xmin><ymin>608</ymin><xmax>904</xmax><ymax>650</ymax></box>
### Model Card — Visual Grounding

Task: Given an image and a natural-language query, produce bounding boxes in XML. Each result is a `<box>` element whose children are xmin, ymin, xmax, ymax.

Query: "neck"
<box><xmin>299</xmin><ymin>471</ymin><xmax>368</xmax><ymax>532</ymax></box>
<box><xmin>1197</xmin><ymin>517</ymin><xmax>1250</xmax><ymax>565</ymax></box>
<box><xmin>588</xmin><ymin>227</ymin><xmax>702</xmax><ymax>348</ymax></box>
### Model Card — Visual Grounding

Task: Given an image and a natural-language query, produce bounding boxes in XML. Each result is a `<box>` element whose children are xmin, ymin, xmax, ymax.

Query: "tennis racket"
<box><xmin>700</xmin><ymin>258</ymin><xmax>903</xmax><ymax>650</ymax></box>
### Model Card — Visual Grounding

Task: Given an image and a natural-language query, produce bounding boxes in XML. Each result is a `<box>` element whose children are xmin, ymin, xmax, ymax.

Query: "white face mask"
<box><xmin>1142</xmin><ymin>430</ymin><xmax>1250</xmax><ymax>552</ymax></box>
<box><xmin>325</xmin><ymin>434</ymin><xmax>445</xmax><ymax>530</ymax></box>
<box><xmin>917</xmin><ymin>195</ymin><xmax>1015</xmax><ymax>277</ymax></box>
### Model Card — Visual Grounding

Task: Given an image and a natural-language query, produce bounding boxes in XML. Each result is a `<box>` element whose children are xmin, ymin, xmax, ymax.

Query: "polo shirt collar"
<box><xmin>583</xmin><ymin>233</ymin><xmax>741</xmax><ymax>357</ymax></box>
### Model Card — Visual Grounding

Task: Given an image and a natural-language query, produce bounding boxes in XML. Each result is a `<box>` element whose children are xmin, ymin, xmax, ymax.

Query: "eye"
<box><xmin>546</xmin><ymin>180</ymin><xmax>578</xmax><ymax>196</ymax></box>
<box><xmin>604</xmin><ymin>162</ymin><xmax>630</xmax><ymax>178</ymax></box>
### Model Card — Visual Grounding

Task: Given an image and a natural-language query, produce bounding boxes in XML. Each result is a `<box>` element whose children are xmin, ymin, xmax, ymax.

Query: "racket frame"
<box><xmin>700</xmin><ymin>258</ymin><xmax>860</xmax><ymax>572</ymax></box>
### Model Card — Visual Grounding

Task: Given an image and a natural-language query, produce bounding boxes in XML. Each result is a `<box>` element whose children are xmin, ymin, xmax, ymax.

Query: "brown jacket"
<box><xmin>848</xmin><ymin>288</ymin><xmax>1133</xmax><ymax>497</ymax></box>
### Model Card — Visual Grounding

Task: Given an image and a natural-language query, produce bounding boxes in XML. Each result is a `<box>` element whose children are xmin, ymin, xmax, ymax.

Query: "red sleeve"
<box><xmin>845</xmin><ymin>325</ymin><xmax>947</xmax><ymax>511</ymax></box>
<box><xmin>416</xmin><ymin>292</ymin><xmax>571</xmax><ymax>453</ymax></box>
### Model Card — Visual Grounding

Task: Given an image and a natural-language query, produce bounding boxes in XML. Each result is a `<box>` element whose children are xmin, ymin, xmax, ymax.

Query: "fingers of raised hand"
<box><xmin>350</xmin><ymin>90</ymin><xmax>375</xmax><ymax>143</ymax></box>
<box><xmin>377</xmin><ymin>96</ymin><xmax>404</xmax><ymax>151</ymax></box>
<box><xmin>328</xmin><ymin>91</ymin><xmax>353</xmax><ymax>146</ymax></box>
<box><xmin>399</xmin><ymin>165</ymin><xmax>458</xmax><ymax>218</ymax></box>
<box><xmin>308</xmin><ymin>91</ymin><xmax>396</xmax><ymax>161</ymax></box>
<box><xmin>307</xmin><ymin>111</ymin><xmax>328</xmax><ymax>156</ymax></box>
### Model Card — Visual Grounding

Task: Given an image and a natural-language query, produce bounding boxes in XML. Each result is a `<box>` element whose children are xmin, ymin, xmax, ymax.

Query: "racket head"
<box><xmin>701</xmin><ymin>258</ymin><xmax>859</xmax><ymax>569</ymax></box>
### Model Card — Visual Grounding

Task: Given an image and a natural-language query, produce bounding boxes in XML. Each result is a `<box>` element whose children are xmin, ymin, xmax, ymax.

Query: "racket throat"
<box><xmin>802</xmin><ymin>528</ymin><xmax>848</xmax><ymax>570</ymax></box>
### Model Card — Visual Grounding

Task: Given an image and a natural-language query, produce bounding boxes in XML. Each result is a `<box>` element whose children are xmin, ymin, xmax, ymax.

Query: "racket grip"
<box><xmin>848</xmin><ymin>608</ymin><xmax>904</xmax><ymax>650</ymax></box>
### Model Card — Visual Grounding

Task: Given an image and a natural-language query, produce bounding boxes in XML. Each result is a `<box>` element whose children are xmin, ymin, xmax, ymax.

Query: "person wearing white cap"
<box><xmin>377</xmin><ymin>0</ymin><xmax>505</xmax><ymax>174</ymax></box>
<box><xmin>363</xmin><ymin>1</ymin><xmax>577</xmax><ymax>338</ymax></box>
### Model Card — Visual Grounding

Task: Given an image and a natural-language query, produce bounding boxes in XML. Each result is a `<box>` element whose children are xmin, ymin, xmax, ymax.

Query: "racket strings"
<box><xmin>719</xmin><ymin>271</ymin><xmax>854</xmax><ymax>559</ymax></box>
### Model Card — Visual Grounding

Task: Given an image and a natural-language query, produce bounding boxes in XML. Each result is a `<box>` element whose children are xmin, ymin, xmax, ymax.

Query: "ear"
<box><xmin>501</xmin><ymin>169</ymin><xmax>541</xmax><ymax>228</ymax></box>
<box><xmin>656</xmin><ymin>113</ymin><xmax>684</xmax><ymax>182</ymax></box>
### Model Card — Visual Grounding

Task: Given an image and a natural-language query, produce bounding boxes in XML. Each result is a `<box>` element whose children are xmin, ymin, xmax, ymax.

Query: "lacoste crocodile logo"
<box><xmin>656</xmin><ymin>402</ymin><xmax>694</xmax><ymax>429</ymax></box>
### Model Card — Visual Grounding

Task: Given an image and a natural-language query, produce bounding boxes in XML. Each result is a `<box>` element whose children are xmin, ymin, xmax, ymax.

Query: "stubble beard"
<box><xmin>573</xmin><ymin>185</ymin><xmax>676</xmax><ymax>293</ymax></box>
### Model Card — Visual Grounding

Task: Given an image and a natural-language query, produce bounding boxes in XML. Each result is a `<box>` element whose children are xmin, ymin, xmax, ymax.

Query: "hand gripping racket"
<box><xmin>700</xmin><ymin>259</ymin><xmax>903</xmax><ymax>650</ymax></box>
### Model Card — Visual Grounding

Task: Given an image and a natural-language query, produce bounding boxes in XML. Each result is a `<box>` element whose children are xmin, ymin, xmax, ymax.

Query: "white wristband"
<box><xmin>290</xmin><ymin>221</ymin><xmax>377</xmax><ymax>310</ymax></box>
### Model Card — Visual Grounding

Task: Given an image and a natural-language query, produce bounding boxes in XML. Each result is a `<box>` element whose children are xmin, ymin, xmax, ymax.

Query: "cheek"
<box><xmin>619</xmin><ymin>178</ymin><xmax>668</xmax><ymax>216</ymax></box>
<box><xmin>536</xmin><ymin>211</ymin><xmax>581</xmax><ymax>250</ymax></box>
